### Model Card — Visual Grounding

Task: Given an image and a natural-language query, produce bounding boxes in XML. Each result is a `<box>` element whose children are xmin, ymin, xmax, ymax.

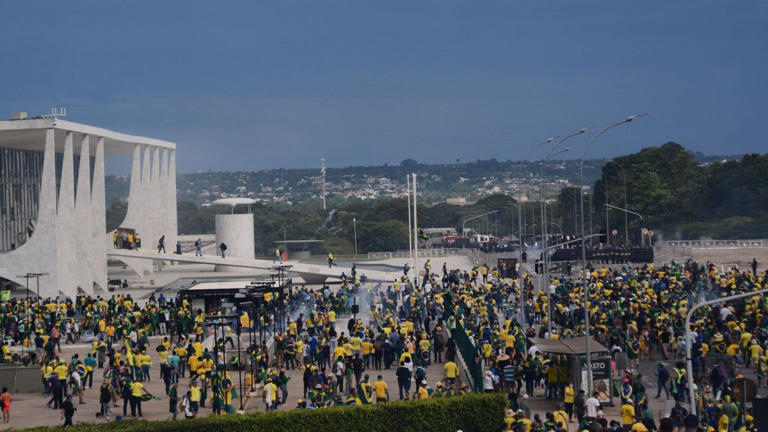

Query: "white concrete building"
<box><xmin>0</xmin><ymin>116</ymin><xmax>177</xmax><ymax>297</ymax></box>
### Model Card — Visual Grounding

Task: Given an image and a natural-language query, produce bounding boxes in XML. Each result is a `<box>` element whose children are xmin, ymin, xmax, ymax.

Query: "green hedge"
<box><xmin>23</xmin><ymin>393</ymin><xmax>506</xmax><ymax>432</ymax></box>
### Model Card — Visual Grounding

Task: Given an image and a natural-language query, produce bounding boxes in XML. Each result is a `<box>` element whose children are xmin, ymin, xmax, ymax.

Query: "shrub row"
<box><xmin>23</xmin><ymin>393</ymin><xmax>506</xmax><ymax>432</ymax></box>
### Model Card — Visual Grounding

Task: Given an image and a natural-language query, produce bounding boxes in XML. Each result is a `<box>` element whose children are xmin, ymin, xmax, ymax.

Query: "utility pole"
<box><xmin>412</xmin><ymin>173</ymin><xmax>419</xmax><ymax>279</ymax></box>
<box><xmin>353</xmin><ymin>217</ymin><xmax>358</xmax><ymax>256</ymax></box>
<box><xmin>321</xmin><ymin>158</ymin><xmax>327</xmax><ymax>210</ymax></box>
<box><xmin>407</xmin><ymin>175</ymin><xmax>413</xmax><ymax>261</ymax></box>
<box><xmin>604</xmin><ymin>174</ymin><xmax>610</xmax><ymax>247</ymax></box>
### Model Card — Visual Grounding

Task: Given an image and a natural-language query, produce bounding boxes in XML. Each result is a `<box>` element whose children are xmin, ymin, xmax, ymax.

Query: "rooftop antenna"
<box><xmin>41</xmin><ymin>107</ymin><xmax>67</xmax><ymax>120</ymax></box>
<box><xmin>321</xmin><ymin>157</ymin><xmax>327</xmax><ymax>210</ymax></box>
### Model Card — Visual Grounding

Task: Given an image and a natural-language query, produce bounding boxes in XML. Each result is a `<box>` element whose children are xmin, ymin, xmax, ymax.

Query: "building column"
<box><xmin>151</xmin><ymin>147</ymin><xmax>162</xmax><ymax>249</ymax></box>
<box><xmin>141</xmin><ymin>145</ymin><xmax>153</xmax><ymax>247</ymax></box>
<box><xmin>37</xmin><ymin>129</ymin><xmax>59</xmax><ymax>297</ymax></box>
<box><xmin>91</xmin><ymin>137</ymin><xmax>107</xmax><ymax>290</ymax></box>
<box><xmin>167</xmin><ymin>149</ymin><xmax>178</xmax><ymax>249</ymax></box>
<box><xmin>75</xmin><ymin>134</ymin><xmax>94</xmax><ymax>295</ymax></box>
<box><xmin>56</xmin><ymin>132</ymin><xmax>77</xmax><ymax>296</ymax></box>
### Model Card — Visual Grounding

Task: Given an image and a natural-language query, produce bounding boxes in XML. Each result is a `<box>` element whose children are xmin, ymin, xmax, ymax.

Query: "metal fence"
<box><xmin>664</xmin><ymin>239</ymin><xmax>768</xmax><ymax>249</ymax></box>
<box><xmin>367</xmin><ymin>248</ymin><xmax>468</xmax><ymax>260</ymax></box>
<box><xmin>443</xmin><ymin>293</ymin><xmax>484</xmax><ymax>393</ymax></box>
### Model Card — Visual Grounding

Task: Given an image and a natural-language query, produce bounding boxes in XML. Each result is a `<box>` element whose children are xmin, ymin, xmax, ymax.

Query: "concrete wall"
<box><xmin>215</xmin><ymin>213</ymin><xmax>254</xmax><ymax>272</ymax></box>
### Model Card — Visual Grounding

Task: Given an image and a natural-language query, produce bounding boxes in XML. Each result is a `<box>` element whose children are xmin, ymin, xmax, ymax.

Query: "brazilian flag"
<box><xmin>357</xmin><ymin>383</ymin><xmax>373</xmax><ymax>405</ymax></box>
<box><xmin>418</xmin><ymin>228</ymin><xmax>428</xmax><ymax>241</ymax></box>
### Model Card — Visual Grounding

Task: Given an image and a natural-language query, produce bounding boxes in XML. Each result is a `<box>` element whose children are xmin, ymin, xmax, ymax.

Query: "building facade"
<box><xmin>0</xmin><ymin>117</ymin><xmax>177</xmax><ymax>297</ymax></box>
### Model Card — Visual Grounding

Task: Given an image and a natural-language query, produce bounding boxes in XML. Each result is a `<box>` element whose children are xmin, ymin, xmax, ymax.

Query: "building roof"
<box><xmin>211</xmin><ymin>197</ymin><xmax>258</xmax><ymax>207</ymax></box>
<box><xmin>528</xmin><ymin>336</ymin><xmax>609</xmax><ymax>355</ymax></box>
<box><xmin>0</xmin><ymin>118</ymin><xmax>175</xmax><ymax>156</ymax></box>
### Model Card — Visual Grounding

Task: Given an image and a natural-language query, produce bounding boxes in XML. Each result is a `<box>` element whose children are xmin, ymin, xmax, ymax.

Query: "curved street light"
<box><xmin>539</xmin><ymin>126</ymin><xmax>595</xmax><ymax>337</ymax></box>
<box><xmin>580</xmin><ymin>113</ymin><xmax>648</xmax><ymax>391</ymax></box>
<box><xmin>516</xmin><ymin>137</ymin><xmax>558</xmax><ymax>323</ymax></box>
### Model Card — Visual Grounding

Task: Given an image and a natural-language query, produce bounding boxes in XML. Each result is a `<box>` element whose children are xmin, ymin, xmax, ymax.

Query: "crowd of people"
<box><xmin>0</xmin><ymin>256</ymin><xmax>763</xmax><ymax>430</ymax></box>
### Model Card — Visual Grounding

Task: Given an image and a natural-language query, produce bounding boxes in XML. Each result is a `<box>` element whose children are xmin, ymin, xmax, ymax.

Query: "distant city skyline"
<box><xmin>1</xmin><ymin>1</ymin><xmax>766</xmax><ymax>173</ymax></box>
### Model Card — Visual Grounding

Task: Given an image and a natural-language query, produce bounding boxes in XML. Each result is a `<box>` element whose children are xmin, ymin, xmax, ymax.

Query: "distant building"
<box><xmin>446</xmin><ymin>197</ymin><xmax>475</xmax><ymax>206</ymax></box>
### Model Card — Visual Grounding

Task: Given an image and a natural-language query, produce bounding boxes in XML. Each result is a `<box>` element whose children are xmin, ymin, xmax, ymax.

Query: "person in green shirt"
<box><xmin>168</xmin><ymin>382</ymin><xmax>178</xmax><ymax>420</ymax></box>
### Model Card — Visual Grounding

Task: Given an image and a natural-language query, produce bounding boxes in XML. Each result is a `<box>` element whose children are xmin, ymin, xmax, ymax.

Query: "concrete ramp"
<box><xmin>106</xmin><ymin>249</ymin><xmax>399</xmax><ymax>283</ymax></box>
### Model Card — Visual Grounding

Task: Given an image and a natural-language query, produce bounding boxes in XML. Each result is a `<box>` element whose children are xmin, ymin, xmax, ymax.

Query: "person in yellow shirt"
<box><xmin>564</xmin><ymin>383</ymin><xmax>575</xmax><ymax>420</ymax></box>
<box><xmin>189</xmin><ymin>380</ymin><xmax>201</xmax><ymax>415</ymax></box>
<box><xmin>240</xmin><ymin>311</ymin><xmax>251</xmax><ymax>330</ymax></box>
<box><xmin>748</xmin><ymin>340</ymin><xmax>763</xmax><ymax>370</ymax></box>
<box><xmin>54</xmin><ymin>361</ymin><xmax>68</xmax><ymax>380</ymax></box>
<box><xmin>129</xmin><ymin>380</ymin><xmax>146</xmax><ymax>417</ymax></box>
<box><xmin>444</xmin><ymin>360</ymin><xmax>459</xmax><ymax>389</ymax></box>
<box><xmin>350</xmin><ymin>336</ymin><xmax>362</xmax><ymax>356</ymax></box>
<box><xmin>716</xmin><ymin>409</ymin><xmax>729</xmax><ymax>432</ymax></box>
<box><xmin>263</xmin><ymin>378</ymin><xmax>278</xmax><ymax>411</ymax></box>
<box><xmin>362</xmin><ymin>339</ymin><xmax>374</xmax><ymax>368</ymax></box>
<box><xmin>373</xmin><ymin>375</ymin><xmax>389</xmax><ymax>402</ymax></box>
<box><xmin>188</xmin><ymin>356</ymin><xmax>199</xmax><ymax>375</ymax></box>
<box><xmin>416</xmin><ymin>380</ymin><xmax>429</xmax><ymax>399</ymax></box>
<box><xmin>203</xmin><ymin>357</ymin><xmax>214</xmax><ymax>376</ymax></box>
<box><xmin>332</xmin><ymin>342</ymin><xmax>345</xmax><ymax>360</ymax></box>
<box><xmin>516</xmin><ymin>412</ymin><xmax>531</xmax><ymax>432</ymax></box>
<box><xmin>141</xmin><ymin>352</ymin><xmax>152</xmax><ymax>382</ymax></box>
<box><xmin>621</xmin><ymin>402</ymin><xmax>636</xmax><ymax>428</ymax></box>
<box><xmin>552</xmin><ymin>406</ymin><xmax>568</xmax><ymax>431</ymax></box>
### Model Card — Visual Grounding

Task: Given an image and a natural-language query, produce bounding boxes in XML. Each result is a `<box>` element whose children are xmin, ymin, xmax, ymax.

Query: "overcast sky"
<box><xmin>1</xmin><ymin>1</ymin><xmax>766</xmax><ymax>173</ymax></box>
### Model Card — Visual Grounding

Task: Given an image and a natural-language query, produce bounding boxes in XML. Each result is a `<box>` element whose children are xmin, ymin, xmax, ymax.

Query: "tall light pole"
<box><xmin>604</xmin><ymin>204</ymin><xmax>642</xmax><ymax>245</ymax></box>
<box><xmin>407</xmin><ymin>175</ymin><xmax>413</xmax><ymax>261</ymax></box>
<box><xmin>540</xmin><ymin>126</ymin><xmax>593</xmax><ymax>338</ymax></box>
<box><xmin>604</xmin><ymin>173</ymin><xmax>610</xmax><ymax>246</ymax></box>
<box><xmin>541</xmin><ymin>146</ymin><xmax>571</xmax><ymax>338</ymax></box>
<box><xmin>462</xmin><ymin>210</ymin><xmax>500</xmax><ymax>236</ymax></box>
<box><xmin>320</xmin><ymin>158</ymin><xmax>327</xmax><ymax>211</ymax></box>
<box><xmin>517</xmin><ymin>137</ymin><xmax>557</xmax><ymax>323</ymax></box>
<box><xmin>412</xmin><ymin>173</ymin><xmax>419</xmax><ymax>278</ymax></box>
<box><xmin>617</xmin><ymin>164</ymin><xmax>629</xmax><ymax>245</ymax></box>
<box><xmin>353</xmin><ymin>217</ymin><xmax>358</xmax><ymax>256</ymax></box>
<box><xmin>580</xmin><ymin>113</ymin><xmax>648</xmax><ymax>391</ymax></box>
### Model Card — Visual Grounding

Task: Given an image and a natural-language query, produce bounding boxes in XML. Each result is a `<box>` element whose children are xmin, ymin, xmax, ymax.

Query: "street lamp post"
<box><xmin>604</xmin><ymin>173</ymin><xmax>610</xmax><ymax>247</ymax></box>
<box><xmin>617</xmin><ymin>164</ymin><xmax>629</xmax><ymax>245</ymax></box>
<box><xmin>517</xmin><ymin>137</ymin><xmax>557</xmax><ymax>323</ymax></box>
<box><xmin>353</xmin><ymin>217</ymin><xmax>358</xmax><ymax>256</ymax></box>
<box><xmin>462</xmin><ymin>210</ymin><xmax>500</xmax><ymax>236</ymax></box>
<box><xmin>580</xmin><ymin>113</ymin><xmax>648</xmax><ymax>391</ymax></box>
<box><xmin>603</xmin><ymin>204</ymin><xmax>643</xmax><ymax>247</ymax></box>
<box><xmin>540</xmin><ymin>126</ymin><xmax>593</xmax><ymax>338</ymax></box>
<box><xmin>541</xmin><ymin>146</ymin><xmax>571</xmax><ymax>338</ymax></box>
<box><xmin>604</xmin><ymin>162</ymin><xmax>629</xmax><ymax>245</ymax></box>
